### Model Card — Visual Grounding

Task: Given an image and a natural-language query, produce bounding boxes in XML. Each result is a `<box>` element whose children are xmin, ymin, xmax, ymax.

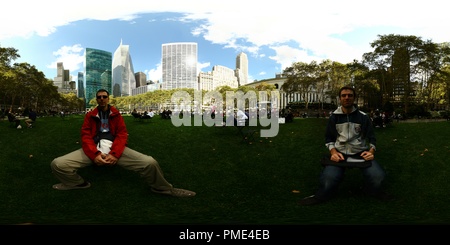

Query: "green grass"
<box><xmin>1</xmin><ymin>115</ymin><xmax>450</xmax><ymax>225</ymax></box>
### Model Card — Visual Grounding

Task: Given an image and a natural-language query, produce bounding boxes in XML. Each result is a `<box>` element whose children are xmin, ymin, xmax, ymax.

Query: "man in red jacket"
<box><xmin>51</xmin><ymin>89</ymin><xmax>195</xmax><ymax>197</ymax></box>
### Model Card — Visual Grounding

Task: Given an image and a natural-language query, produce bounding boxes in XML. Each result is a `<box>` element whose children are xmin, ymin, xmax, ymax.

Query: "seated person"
<box><xmin>235</xmin><ymin>109</ymin><xmax>248</xmax><ymax>126</ymax></box>
<box><xmin>140</xmin><ymin>110</ymin><xmax>153</xmax><ymax>119</ymax></box>
<box><xmin>299</xmin><ymin>86</ymin><xmax>389</xmax><ymax>206</ymax></box>
<box><xmin>285</xmin><ymin>109</ymin><xmax>294</xmax><ymax>123</ymax></box>
<box><xmin>7</xmin><ymin>109</ymin><xmax>21</xmax><ymax>127</ymax></box>
<box><xmin>148</xmin><ymin>109</ymin><xmax>155</xmax><ymax>118</ymax></box>
<box><xmin>161</xmin><ymin>109</ymin><xmax>168</xmax><ymax>119</ymax></box>
<box><xmin>131</xmin><ymin>109</ymin><xmax>140</xmax><ymax>118</ymax></box>
<box><xmin>26</xmin><ymin>109</ymin><xmax>37</xmax><ymax>128</ymax></box>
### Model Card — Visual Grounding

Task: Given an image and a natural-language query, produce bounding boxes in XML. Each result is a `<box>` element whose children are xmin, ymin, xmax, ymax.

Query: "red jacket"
<box><xmin>81</xmin><ymin>105</ymin><xmax>128</xmax><ymax>161</ymax></box>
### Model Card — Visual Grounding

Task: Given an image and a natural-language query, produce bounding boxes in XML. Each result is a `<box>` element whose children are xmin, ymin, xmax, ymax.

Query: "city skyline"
<box><xmin>1</xmin><ymin>1</ymin><xmax>449</xmax><ymax>84</ymax></box>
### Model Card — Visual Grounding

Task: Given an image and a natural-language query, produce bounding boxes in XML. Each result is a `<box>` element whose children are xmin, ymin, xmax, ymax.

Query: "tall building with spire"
<box><xmin>112</xmin><ymin>40</ymin><xmax>136</xmax><ymax>97</ymax></box>
<box><xmin>236</xmin><ymin>52</ymin><xmax>248</xmax><ymax>86</ymax></box>
<box><xmin>161</xmin><ymin>42</ymin><xmax>198</xmax><ymax>90</ymax></box>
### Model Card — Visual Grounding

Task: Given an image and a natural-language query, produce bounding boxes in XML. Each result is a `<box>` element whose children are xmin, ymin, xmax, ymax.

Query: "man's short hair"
<box><xmin>96</xmin><ymin>89</ymin><xmax>109</xmax><ymax>96</ymax></box>
<box><xmin>339</xmin><ymin>86</ymin><xmax>356</xmax><ymax>98</ymax></box>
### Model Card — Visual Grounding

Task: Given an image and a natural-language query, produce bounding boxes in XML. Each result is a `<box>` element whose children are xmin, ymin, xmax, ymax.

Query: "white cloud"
<box><xmin>47</xmin><ymin>44</ymin><xmax>85</xmax><ymax>75</ymax></box>
<box><xmin>3</xmin><ymin>0</ymin><xmax>450</xmax><ymax>79</ymax></box>
<box><xmin>146</xmin><ymin>64</ymin><xmax>162</xmax><ymax>82</ymax></box>
<box><xmin>197</xmin><ymin>62</ymin><xmax>210</xmax><ymax>72</ymax></box>
<box><xmin>269</xmin><ymin>45</ymin><xmax>318</xmax><ymax>72</ymax></box>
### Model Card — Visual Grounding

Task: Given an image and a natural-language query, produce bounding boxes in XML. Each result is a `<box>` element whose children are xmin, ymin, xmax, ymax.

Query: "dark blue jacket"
<box><xmin>325</xmin><ymin>106</ymin><xmax>376</xmax><ymax>155</ymax></box>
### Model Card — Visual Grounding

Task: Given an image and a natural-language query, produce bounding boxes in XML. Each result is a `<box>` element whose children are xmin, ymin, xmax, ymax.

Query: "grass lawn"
<box><xmin>1</xmin><ymin>114</ymin><xmax>450</xmax><ymax>226</ymax></box>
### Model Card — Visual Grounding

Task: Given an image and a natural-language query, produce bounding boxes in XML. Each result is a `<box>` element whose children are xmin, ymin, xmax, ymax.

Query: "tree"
<box><xmin>414</xmin><ymin>41</ymin><xmax>450</xmax><ymax>111</ymax></box>
<box><xmin>0</xmin><ymin>45</ymin><xmax>20</xmax><ymax>67</ymax></box>
<box><xmin>363</xmin><ymin>34</ymin><xmax>425</xmax><ymax>113</ymax></box>
<box><xmin>347</xmin><ymin>60</ymin><xmax>380</xmax><ymax>109</ymax></box>
<box><xmin>281</xmin><ymin>61</ymin><xmax>320</xmax><ymax>109</ymax></box>
<box><xmin>0</xmin><ymin>46</ymin><xmax>20</xmax><ymax>110</ymax></box>
<box><xmin>325</xmin><ymin>61</ymin><xmax>351</xmax><ymax>106</ymax></box>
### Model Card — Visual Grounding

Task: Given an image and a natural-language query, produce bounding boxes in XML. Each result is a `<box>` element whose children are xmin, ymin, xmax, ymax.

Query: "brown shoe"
<box><xmin>151</xmin><ymin>188</ymin><xmax>196</xmax><ymax>197</ymax></box>
<box><xmin>52</xmin><ymin>181</ymin><xmax>91</xmax><ymax>191</ymax></box>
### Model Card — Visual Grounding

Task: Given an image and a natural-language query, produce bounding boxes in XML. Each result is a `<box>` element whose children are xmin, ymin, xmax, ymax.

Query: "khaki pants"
<box><xmin>50</xmin><ymin>147</ymin><xmax>173</xmax><ymax>190</ymax></box>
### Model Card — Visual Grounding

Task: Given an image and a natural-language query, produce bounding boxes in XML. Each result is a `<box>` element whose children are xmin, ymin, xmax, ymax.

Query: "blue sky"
<box><xmin>1</xmin><ymin>0</ymin><xmax>449</xmax><ymax>84</ymax></box>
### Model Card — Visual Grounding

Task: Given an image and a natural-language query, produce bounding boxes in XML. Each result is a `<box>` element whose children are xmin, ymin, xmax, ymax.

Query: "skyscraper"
<box><xmin>53</xmin><ymin>62</ymin><xmax>64</xmax><ymax>89</ymax></box>
<box><xmin>54</xmin><ymin>62</ymin><xmax>71</xmax><ymax>90</ymax></box>
<box><xmin>161</xmin><ymin>42</ymin><xmax>198</xmax><ymax>90</ymax></box>
<box><xmin>112</xmin><ymin>40</ymin><xmax>136</xmax><ymax>97</ymax></box>
<box><xmin>77</xmin><ymin>72</ymin><xmax>85</xmax><ymax>100</ymax></box>
<box><xmin>236</xmin><ymin>52</ymin><xmax>248</xmax><ymax>86</ymax></box>
<box><xmin>135</xmin><ymin>71</ymin><xmax>147</xmax><ymax>88</ymax></box>
<box><xmin>54</xmin><ymin>62</ymin><xmax>77</xmax><ymax>94</ymax></box>
<box><xmin>85</xmin><ymin>48</ymin><xmax>112</xmax><ymax>108</ymax></box>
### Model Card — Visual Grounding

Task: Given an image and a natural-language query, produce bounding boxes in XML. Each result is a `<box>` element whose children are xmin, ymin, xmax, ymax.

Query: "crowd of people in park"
<box><xmin>160</xmin><ymin>109</ymin><xmax>172</xmax><ymax>119</ymax></box>
<box><xmin>3</xmin><ymin>107</ymin><xmax>37</xmax><ymax>129</ymax></box>
<box><xmin>131</xmin><ymin>108</ymin><xmax>171</xmax><ymax>120</ymax></box>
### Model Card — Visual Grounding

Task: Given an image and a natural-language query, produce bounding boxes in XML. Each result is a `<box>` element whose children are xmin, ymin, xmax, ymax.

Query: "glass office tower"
<box><xmin>84</xmin><ymin>48</ymin><xmax>112</xmax><ymax>108</ymax></box>
<box><xmin>77</xmin><ymin>71</ymin><xmax>85</xmax><ymax>102</ymax></box>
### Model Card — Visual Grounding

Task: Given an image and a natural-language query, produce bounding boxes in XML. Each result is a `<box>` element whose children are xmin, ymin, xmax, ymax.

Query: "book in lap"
<box><xmin>321</xmin><ymin>154</ymin><xmax>371</xmax><ymax>168</ymax></box>
<box><xmin>346</xmin><ymin>156</ymin><xmax>366</xmax><ymax>163</ymax></box>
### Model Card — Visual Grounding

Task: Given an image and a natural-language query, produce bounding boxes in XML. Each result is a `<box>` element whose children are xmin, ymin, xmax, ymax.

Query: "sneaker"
<box><xmin>298</xmin><ymin>195</ymin><xmax>323</xmax><ymax>206</ymax></box>
<box><xmin>52</xmin><ymin>181</ymin><xmax>91</xmax><ymax>191</ymax></box>
<box><xmin>151</xmin><ymin>188</ymin><xmax>196</xmax><ymax>197</ymax></box>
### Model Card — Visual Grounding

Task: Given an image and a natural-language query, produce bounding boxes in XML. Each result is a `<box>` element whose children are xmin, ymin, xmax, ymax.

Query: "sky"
<box><xmin>1</xmin><ymin>0</ymin><xmax>450</xmax><ymax>85</ymax></box>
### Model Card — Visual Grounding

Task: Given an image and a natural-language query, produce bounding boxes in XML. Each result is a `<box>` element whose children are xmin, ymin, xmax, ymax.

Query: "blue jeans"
<box><xmin>314</xmin><ymin>160</ymin><xmax>386</xmax><ymax>201</ymax></box>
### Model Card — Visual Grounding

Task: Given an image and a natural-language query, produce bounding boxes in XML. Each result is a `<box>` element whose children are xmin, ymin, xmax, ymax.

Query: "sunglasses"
<box><xmin>97</xmin><ymin>95</ymin><xmax>108</xmax><ymax>99</ymax></box>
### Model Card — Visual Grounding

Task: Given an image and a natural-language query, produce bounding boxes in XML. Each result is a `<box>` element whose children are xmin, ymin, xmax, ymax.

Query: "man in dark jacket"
<box><xmin>299</xmin><ymin>86</ymin><xmax>389</xmax><ymax>205</ymax></box>
<box><xmin>51</xmin><ymin>89</ymin><xmax>195</xmax><ymax>197</ymax></box>
<box><xmin>7</xmin><ymin>109</ymin><xmax>21</xmax><ymax>127</ymax></box>
<box><xmin>25</xmin><ymin>109</ymin><xmax>37</xmax><ymax>128</ymax></box>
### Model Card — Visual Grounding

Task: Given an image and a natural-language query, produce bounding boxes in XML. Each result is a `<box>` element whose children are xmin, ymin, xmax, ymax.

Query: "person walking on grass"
<box><xmin>298</xmin><ymin>86</ymin><xmax>390</xmax><ymax>206</ymax></box>
<box><xmin>50</xmin><ymin>89</ymin><xmax>195</xmax><ymax>197</ymax></box>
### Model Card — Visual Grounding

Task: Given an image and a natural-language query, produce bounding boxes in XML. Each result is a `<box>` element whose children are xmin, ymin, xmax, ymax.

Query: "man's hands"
<box><xmin>330</xmin><ymin>148</ymin><xmax>345</xmax><ymax>162</ymax></box>
<box><xmin>329</xmin><ymin>148</ymin><xmax>375</xmax><ymax>162</ymax></box>
<box><xmin>360</xmin><ymin>151</ymin><xmax>374</xmax><ymax>161</ymax></box>
<box><xmin>94</xmin><ymin>153</ymin><xmax>118</xmax><ymax>166</ymax></box>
